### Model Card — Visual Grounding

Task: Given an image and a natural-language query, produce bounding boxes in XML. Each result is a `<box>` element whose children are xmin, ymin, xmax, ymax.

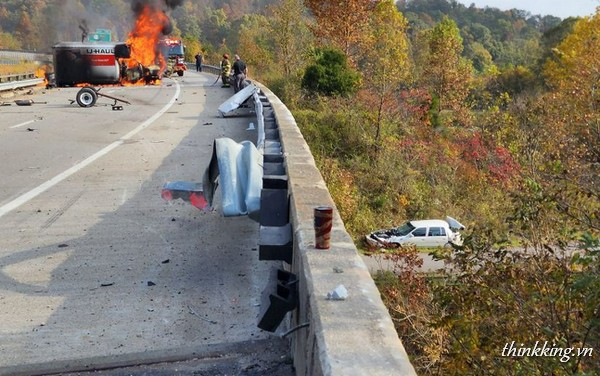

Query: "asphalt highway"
<box><xmin>0</xmin><ymin>72</ymin><xmax>293</xmax><ymax>375</ymax></box>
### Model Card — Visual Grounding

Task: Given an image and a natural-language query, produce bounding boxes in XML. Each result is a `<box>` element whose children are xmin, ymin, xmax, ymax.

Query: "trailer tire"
<box><xmin>76</xmin><ymin>87</ymin><xmax>98</xmax><ymax>107</ymax></box>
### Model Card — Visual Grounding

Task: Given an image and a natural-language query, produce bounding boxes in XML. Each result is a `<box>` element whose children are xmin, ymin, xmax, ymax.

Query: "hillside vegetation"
<box><xmin>2</xmin><ymin>0</ymin><xmax>598</xmax><ymax>374</ymax></box>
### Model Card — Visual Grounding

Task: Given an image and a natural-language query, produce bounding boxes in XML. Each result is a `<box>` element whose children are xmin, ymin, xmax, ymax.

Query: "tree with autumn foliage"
<box><xmin>358</xmin><ymin>0</ymin><xmax>411</xmax><ymax>142</ymax></box>
<box><xmin>235</xmin><ymin>14</ymin><xmax>274</xmax><ymax>78</ymax></box>
<box><xmin>303</xmin><ymin>0</ymin><xmax>375</xmax><ymax>62</ymax></box>
<box><xmin>541</xmin><ymin>13</ymin><xmax>600</xmax><ymax>232</ymax></box>
<box><xmin>422</xmin><ymin>16</ymin><xmax>473</xmax><ymax>127</ymax></box>
<box><xmin>268</xmin><ymin>0</ymin><xmax>312</xmax><ymax>77</ymax></box>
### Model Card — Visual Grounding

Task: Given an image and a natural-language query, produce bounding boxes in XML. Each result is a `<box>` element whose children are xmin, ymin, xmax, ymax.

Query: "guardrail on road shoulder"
<box><xmin>0</xmin><ymin>72</ymin><xmax>36</xmax><ymax>83</ymax></box>
<box><xmin>0</xmin><ymin>77</ymin><xmax>44</xmax><ymax>92</ymax></box>
<box><xmin>0</xmin><ymin>71</ymin><xmax>42</xmax><ymax>92</ymax></box>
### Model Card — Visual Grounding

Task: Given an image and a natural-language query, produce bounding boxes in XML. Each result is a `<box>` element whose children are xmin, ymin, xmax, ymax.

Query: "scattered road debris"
<box><xmin>188</xmin><ymin>305</ymin><xmax>218</xmax><ymax>324</ymax></box>
<box><xmin>14</xmin><ymin>99</ymin><xmax>47</xmax><ymax>106</ymax></box>
<box><xmin>326</xmin><ymin>284</ymin><xmax>348</xmax><ymax>301</ymax></box>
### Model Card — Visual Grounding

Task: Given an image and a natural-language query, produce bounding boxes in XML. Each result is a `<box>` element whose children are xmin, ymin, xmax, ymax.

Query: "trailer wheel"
<box><xmin>76</xmin><ymin>87</ymin><xmax>98</xmax><ymax>107</ymax></box>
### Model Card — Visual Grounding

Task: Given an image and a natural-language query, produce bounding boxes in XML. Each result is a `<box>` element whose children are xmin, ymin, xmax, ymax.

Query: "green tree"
<box><xmin>301</xmin><ymin>47</ymin><xmax>360</xmax><ymax>97</ymax></box>
<box><xmin>176</xmin><ymin>11</ymin><xmax>202</xmax><ymax>40</ymax></box>
<box><xmin>202</xmin><ymin>7</ymin><xmax>231</xmax><ymax>49</ymax></box>
<box><xmin>464</xmin><ymin>41</ymin><xmax>493</xmax><ymax>73</ymax></box>
<box><xmin>486</xmin><ymin>65</ymin><xmax>537</xmax><ymax>98</ymax></box>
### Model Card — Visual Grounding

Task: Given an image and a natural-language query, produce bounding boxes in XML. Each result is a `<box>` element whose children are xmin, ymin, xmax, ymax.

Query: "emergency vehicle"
<box><xmin>158</xmin><ymin>38</ymin><xmax>186</xmax><ymax>77</ymax></box>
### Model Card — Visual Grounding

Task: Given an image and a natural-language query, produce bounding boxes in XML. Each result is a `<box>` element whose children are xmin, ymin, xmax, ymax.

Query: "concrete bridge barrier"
<box><xmin>254</xmin><ymin>82</ymin><xmax>416</xmax><ymax>376</ymax></box>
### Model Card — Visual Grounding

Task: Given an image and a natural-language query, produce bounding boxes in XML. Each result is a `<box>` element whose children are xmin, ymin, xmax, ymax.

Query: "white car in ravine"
<box><xmin>365</xmin><ymin>217</ymin><xmax>465</xmax><ymax>249</ymax></box>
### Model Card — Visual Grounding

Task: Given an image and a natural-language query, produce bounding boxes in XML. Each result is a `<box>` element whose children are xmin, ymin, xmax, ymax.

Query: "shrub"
<box><xmin>301</xmin><ymin>47</ymin><xmax>360</xmax><ymax>97</ymax></box>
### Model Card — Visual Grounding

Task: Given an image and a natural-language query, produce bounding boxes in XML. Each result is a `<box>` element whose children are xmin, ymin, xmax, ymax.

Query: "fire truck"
<box><xmin>158</xmin><ymin>38</ymin><xmax>186</xmax><ymax>77</ymax></box>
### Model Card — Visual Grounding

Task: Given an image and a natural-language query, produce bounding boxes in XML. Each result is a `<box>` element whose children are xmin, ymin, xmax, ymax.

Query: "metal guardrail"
<box><xmin>0</xmin><ymin>72</ymin><xmax>36</xmax><ymax>82</ymax></box>
<box><xmin>0</xmin><ymin>76</ymin><xmax>43</xmax><ymax>92</ymax></box>
<box><xmin>184</xmin><ymin>63</ymin><xmax>221</xmax><ymax>76</ymax></box>
<box><xmin>200</xmin><ymin>64</ymin><xmax>221</xmax><ymax>75</ymax></box>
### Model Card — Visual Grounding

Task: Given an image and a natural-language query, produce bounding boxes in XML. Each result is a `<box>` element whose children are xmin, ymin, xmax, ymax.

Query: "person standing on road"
<box><xmin>232</xmin><ymin>54</ymin><xmax>248</xmax><ymax>93</ymax></box>
<box><xmin>220</xmin><ymin>53</ymin><xmax>231</xmax><ymax>88</ymax></box>
<box><xmin>195</xmin><ymin>52</ymin><xmax>203</xmax><ymax>72</ymax></box>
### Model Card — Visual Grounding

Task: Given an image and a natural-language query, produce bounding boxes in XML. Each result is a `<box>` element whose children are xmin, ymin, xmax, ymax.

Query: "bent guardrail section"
<box><xmin>253</xmin><ymin>82</ymin><xmax>416</xmax><ymax>375</ymax></box>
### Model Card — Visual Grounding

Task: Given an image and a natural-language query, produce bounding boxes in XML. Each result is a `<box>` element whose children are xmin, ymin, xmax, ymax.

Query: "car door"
<box><xmin>427</xmin><ymin>226</ymin><xmax>447</xmax><ymax>247</ymax></box>
<box><xmin>408</xmin><ymin>227</ymin><xmax>428</xmax><ymax>246</ymax></box>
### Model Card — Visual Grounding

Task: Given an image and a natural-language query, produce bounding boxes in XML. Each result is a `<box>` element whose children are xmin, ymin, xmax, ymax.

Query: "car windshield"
<box><xmin>160</xmin><ymin>44</ymin><xmax>184</xmax><ymax>57</ymax></box>
<box><xmin>391</xmin><ymin>222</ymin><xmax>415</xmax><ymax>236</ymax></box>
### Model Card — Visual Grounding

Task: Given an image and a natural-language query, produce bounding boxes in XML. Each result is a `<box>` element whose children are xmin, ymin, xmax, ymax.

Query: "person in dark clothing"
<box><xmin>232</xmin><ymin>54</ymin><xmax>248</xmax><ymax>93</ymax></box>
<box><xmin>194</xmin><ymin>52</ymin><xmax>203</xmax><ymax>72</ymax></box>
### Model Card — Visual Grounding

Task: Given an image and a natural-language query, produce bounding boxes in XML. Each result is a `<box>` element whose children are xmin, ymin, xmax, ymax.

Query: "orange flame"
<box><xmin>125</xmin><ymin>4</ymin><xmax>168</xmax><ymax>75</ymax></box>
<box><xmin>35</xmin><ymin>65</ymin><xmax>52</xmax><ymax>87</ymax></box>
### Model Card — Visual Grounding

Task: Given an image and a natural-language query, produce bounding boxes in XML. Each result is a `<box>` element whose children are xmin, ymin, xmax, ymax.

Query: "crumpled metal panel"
<box><xmin>163</xmin><ymin>138</ymin><xmax>263</xmax><ymax>219</ymax></box>
<box><xmin>203</xmin><ymin>138</ymin><xmax>263</xmax><ymax>218</ymax></box>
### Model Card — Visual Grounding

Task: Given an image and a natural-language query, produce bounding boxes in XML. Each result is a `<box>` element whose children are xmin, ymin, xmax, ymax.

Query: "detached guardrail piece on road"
<box><xmin>218</xmin><ymin>83</ymin><xmax>258</xmax><ymax>117</ymax></box>
<box><xmin>162</xmin><ymin>138</ymin><xmax>262</xmax><ymax>219</ymax></box>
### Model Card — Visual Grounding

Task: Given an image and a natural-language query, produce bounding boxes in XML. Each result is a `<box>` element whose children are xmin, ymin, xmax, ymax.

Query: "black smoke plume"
<box><xmin>130</xmin><ymin>0</ymin><xmax>183</xmax><ymax>35</ymax></box>
<box><xmin>131</xmin><ymin>0</ymin><xmax>184</xmax><ymax>15</ymax></box>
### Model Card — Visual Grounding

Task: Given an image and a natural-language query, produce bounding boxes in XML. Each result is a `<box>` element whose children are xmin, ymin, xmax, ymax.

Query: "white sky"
<box><xmin>454</xmin><ymin>0</ymin><xmax>599</xmax><ymax>18</ymax></box>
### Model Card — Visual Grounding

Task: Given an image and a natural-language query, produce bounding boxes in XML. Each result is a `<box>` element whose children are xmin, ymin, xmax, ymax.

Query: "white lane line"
<box><xmin>0</xmin><ymin>82</ymin><xmax>181</xmax><ymax>219</ymax></box>
<box><xmin>10</xmin><ymin>120</ymin><xmax>35</xmax><ymax>129</ymax></box>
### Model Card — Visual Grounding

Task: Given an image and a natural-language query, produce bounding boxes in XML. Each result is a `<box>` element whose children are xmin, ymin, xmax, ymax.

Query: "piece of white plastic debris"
<box><xmin>327</xmin><ymin>284</ymin><xmax>348</xmax><ymax>300</ymax></box>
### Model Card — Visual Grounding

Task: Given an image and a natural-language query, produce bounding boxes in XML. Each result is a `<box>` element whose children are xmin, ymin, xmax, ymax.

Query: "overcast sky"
<box><xmin>454</xmin><ymin>0</ymin><xmax>599</xmax><ymax>18</ymax></box>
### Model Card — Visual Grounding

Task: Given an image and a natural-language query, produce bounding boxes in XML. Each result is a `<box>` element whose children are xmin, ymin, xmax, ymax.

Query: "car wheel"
<box><xmin>444</xmin><ymin>242</ymin><xmax>453</xmax><ymax>248</ymax></box>
<box><xmin>177</xmin><ymin>70</ymin><xmax>184</xmax><ymax>76</ymax></box>
<box><xmin>76</xmin><ymin>87</ymin><xmax>97</xmax><ymax>107</ymax></box>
